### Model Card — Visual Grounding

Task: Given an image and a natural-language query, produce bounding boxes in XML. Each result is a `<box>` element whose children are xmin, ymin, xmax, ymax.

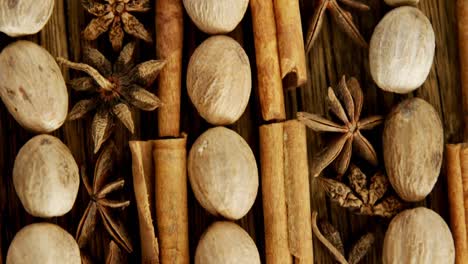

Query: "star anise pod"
<box><xmin>297</xmin><ymin>76</ymin><xmax>383</xmax><ymax>178</ymax></box>
<box><xmin>57</xmin><ymin>42</ymin><xmax>165</xmax><ymax>153</ymax></box>
<box><xmin>319</xmin><ymin>164</ymin><xmax>405</xmax><ymax>217</ymax></box>
<box><xmin>76</xmin><ymin>143</ymin><xmax>133</xmax><ymax>253</ymax></box>
<box><xmin>305</xmin><ymin>0</ymin><xmax>369</xmax><ymax>52</ymax></box>
<box><xmin>82</xmin><ymin>0</ymin><xmax>152</xmax><ymax>51</ymax></box>
<box><xmin>312</xmin><ymin>211</ymin><xmax>374</xmax><ymax>264</ymax></box>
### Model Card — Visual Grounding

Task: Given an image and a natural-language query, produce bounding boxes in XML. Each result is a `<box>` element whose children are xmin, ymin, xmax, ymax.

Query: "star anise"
<box><xmin>297</xmin><ymin>76</ymin><xmax>383</xmax><ymax>178</ymax></box>
<box><xmin>57</xmin><ymin>42</ymin><xmax>165</xmax><ymax>153</ymax></box>
<box><xmin>319</xmin><ymin>165</ymin><xmax>405</xmax><ymax>217</ymax></box>
<box><xmin>76</xmin><ymin>143</ymin><xmax>133</xmax><ymax>253</ymax></box>
<box><xmin>82</xmin><ymin>0</ymin><xmax>152</xmax><ymax>51</ymax></box>
<box><xmin>305</xmin><ymin>0</ymin><xmax>369</xmax><ymax>52</ymax></box>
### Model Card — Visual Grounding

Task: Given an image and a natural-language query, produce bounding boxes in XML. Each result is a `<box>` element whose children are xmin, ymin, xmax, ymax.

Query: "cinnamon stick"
<box><xmin>129</xmin><ymin>141</ymin><xmax>159</xmax><ymax>264</ymax></box>
<box><xmin>259</xmin><ymin>123</ymin><xmax>292</xmax><ymax>264</ymax></box>
<box><xmin>250</xmin><ymin>0</ymin><xmax>286</xmax><ymax>122</ymax></box>
<box><xmin>273</xmin><ymin>0</ymin><xmax>307</xmax><ymax>89</ymax></box>
<box><xmin>153</xmin><ymin>136</ymin><xmax>189</xmax><ymax>264</ymax></box>
<box><xmin>460</xmin><ymin>145</ymin><xmax>468</xmax><ymax>242</ymax></box>
<box><xmin>155</xmin><ymin>0</ymin><xmax>184</xmax><ymax>137</ymax></box>
<box><xmin>446</xmin><ymin>144</ymin><xmax>468</xmax><ymax>264</ymax></box>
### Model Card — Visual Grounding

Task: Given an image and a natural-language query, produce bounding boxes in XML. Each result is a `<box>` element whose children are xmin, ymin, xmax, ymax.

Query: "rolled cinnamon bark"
<box><xmin>129</xmin><ymin>141</ymin><xmax>159</xmax><ymax>264</ymax></box>
<box><xmin>153</xmin><ymin>136</ymin><xmax>189</xmax><ymax>264</ymax></box>
<box><xmin>457</xmin><ymin>0</ymin><xmax>468</xmax><ymax>140</ymax></box>
<box><xmin>273</xmin><ymin>0</ymin><xmax>307</xmax><ymax>90</ymax></box>
<box><xmin>156</xmin><ymin>0</ymin><xmax>184</xmax><ymax>137</ymax></box>
<box><xmin>250</xmin><ymin>0</ymin><xmax>286</xmax><ymax>122</ymax></box>
<box><xmin>460</xmin><ymin>145</ymin><xmax>468</xmax><ymax>242</ymax></box>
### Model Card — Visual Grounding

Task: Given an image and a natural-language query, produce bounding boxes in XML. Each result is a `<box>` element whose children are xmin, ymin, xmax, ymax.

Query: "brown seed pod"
<box><xmin>0</xmin><ymin>41</ymin><xmax>68</xmax><ymax>133</ymax></box>
<box><xmin>384</xmin><ymin>0</ymin><xmax>419</xmax><ymax>6</ymax></box>
<box><xmin>183</xmin><ymin>0</ymin><xmax>248</xmax><ymax>34</ymax></box>
<box><xmin>188</xmin><ymin>127</ymin><xmax>258</xmax><ymax>220</ymax></box>
<box><xmin>383</xmin><ymin>98</ymin><xmax>443</xmax><ymax>202</ymax></box>
<box><xmin>6</xmin><ymin>223</ymin><xmax>81</xmax><ymax>264</ymax></box>
<box><xmin>187</xmin><ymin>35</ymin><xmax>251</xmax><ymax>125</ymax></box>
<box><xmin>369</xmin><ymin>7</ymin><xmax>435</xmax><ymax>94</ymax></box>
<box><xmin>195</xmin><ymin>221</ymin><xmax>261</xmax><ymax>264</ymax></box>
<box><xmin>0</xmin><ymin>0</ymin><xmax>54</xmax><ymax>37</ymax></box>
<box><xmin>383</xmin><ymin>207</ymin><xmax>455</xmax><ymax>264</ymax></box>
<box><xmin>13</xmin><ymin>135</ymin><xmax>79</xmax><ymax>218</ymax></box>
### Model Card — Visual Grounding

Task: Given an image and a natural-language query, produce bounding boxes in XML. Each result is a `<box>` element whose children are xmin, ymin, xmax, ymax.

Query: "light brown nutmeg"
<box><xmin>188</xmin><ymin>127</ymin><xmax>258</xmax><ymax>220</ymax></box>
<box><xmin>195</xmin><ymin>221</ymin><xmax>261</xmax><ymax>264</ymax></box>
<box><xmin>13</xmin><ymin>135</ymin><xmax>79</xmax><ymax>218</ymax></box>
<box><xmin>369</xmin><ymin>7</ymin><xmax>435</xmax><ymax>94</ymax></box>
<box><xmin>7</xmin><ymin>223</ymin><xmax>81</xmax><ymax>264</ymax></box>
<box><xmin>383</xmin><ymin>98</ymin><xmax>443</xmax><ymax>202</ymax></box>
<box><xmin>0</xmin><ymin>0</ymin><xmax>54</xmax><ymax>37</ymax></box>
<box><xmin>182</xmin><ymin>0</ymin><xmax>248</xmax><ymax>34</ymax></box>
<box><xmin>187</xmin><ymin>35</ymin><xmax>251</xmax><ymax>125</ymax></box>
<box><xmin>383</xmin><ymin>207</ymin><xmax>455</xmax><ymax>264</ymax></box>
<box><xmin>0</xmin><ymin>41</ymin><xmax>68</xmax><ymax>133</ymax></box>
<box><xmin>384</xmin><ymin>0</ymin><xmax>419</xmax><ymax>6</ymax></box>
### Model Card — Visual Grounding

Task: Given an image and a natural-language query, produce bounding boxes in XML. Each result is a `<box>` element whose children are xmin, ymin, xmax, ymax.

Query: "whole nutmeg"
<box><xmin>0</xmin><ymin>41</ymin><xmax>68</xmax><ymax>133</ymax></box>
<box><xmin>383</xmin><ymin>207</ymin><xmax>454</xmax><ymax>264</ymax></box>
<box><xmin>369</xmin><ymin>7</ymin><xmax>435</xmax><ymax>94</ymax></box>
<box><xmin>13</xmin><ymin>135</ymin><xmax>79</xmax><ymax>217</ymax></box>
<box><xmin>383</xmin><ymin>98</ymin><xmax>443</xmax><ymax>202</ymax></box>
<box><xmin>195</xmin><ymin>221</ymin><xmax>260</xmax><ymax>264</ymax></box>
<box><xmin>0</xmin><ymin>0</ymin><xmax>54</xmax><ymax>37</ymax></box>
<box><xmin>384</xmin><ymin>0</ymin><xmax>419</xmax><ymax>6</ymax></box>
<box><xmin>7</xmin><ymin>223</ymin><xmax>81</xmax><ymax>264</ymax></box>
<box><xmin>188</xmin><ymin>127</ymin><xmax>258</xmax><ymax>220</ymax></box>
<box><xmin>187</xmin><ymin>36</ymin><xmax>251</xmax><ymax>125</ymax></box>
<box><xmin>183</xmin><ymin>0</ymin><xmax>248</xmax><ymax>34</ymax></box>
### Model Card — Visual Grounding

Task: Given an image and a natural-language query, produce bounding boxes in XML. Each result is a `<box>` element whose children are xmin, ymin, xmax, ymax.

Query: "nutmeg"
<box><xmin>13</xmin><ymin>135</ymin><xmax>79</xmax><ymax>218</ymax></box>
<box><xmin>187</xmin><ymin>36</ymin><xmax>251</xmax><ymax>125</ymax></box>
<box><xmin>183</xmin><ymin>0</ymin><xmax>248</xmax><ymax>34</ymax></box>
<box><xmin>383</xmin><ymin>207</ymin><xmax>455</xmax><ymax>264</ymax></box>
<box><xmin>0</xmin><ymin>41</ymin><xmax>68</xmax><ymax>133</ymax></box>
<box><xmin>195</xmin><ymin>221</ymin><xmax>261</xmax><ymax>264</ymax></box>
<box><xmin>188</xmin><ymin>127</ymin><xmax>258</xmax><ymax>220</ymax></box>
<box><xmin>7</xmin><ymin>223</ymin><xmax>81</xmax><ymax>264</ymax></box>
<box><xmin>383</xmin><ymin>98</ymin><xmax>443</xmax><ymax>202</ymax></box>
<box><xmin>0</xmin><ymin>0</ymin><xmax>54</xmax><ymax>37</ymax></box>
<box><xmin>384</xmin><ymin>0</ymin><xmax>419</xmax><ymax>6</ymax></box>
<box><xmin>369</xmin><ymin>7</ymin><xmax>435</xmax><ymax>94</ymax></box>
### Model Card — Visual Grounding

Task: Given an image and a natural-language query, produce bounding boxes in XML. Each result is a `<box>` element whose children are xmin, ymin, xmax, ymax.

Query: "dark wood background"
<box><xmin>0</xmin><ymin>0</ymin><xmax>460</xmax><ymax>263</ymax></box>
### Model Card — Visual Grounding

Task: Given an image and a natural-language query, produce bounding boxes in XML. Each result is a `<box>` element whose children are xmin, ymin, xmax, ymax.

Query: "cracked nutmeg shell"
<box><xmin>183</xmin><ymin>0</ymin><xmax>248</xmax><ymax>34</ymax></box>
<box><xmin>13</xmin><ymin>135</ymin><xmax>79</xmax><ymax>218</ymax></box>
<box><xmin>195</xmin><ymin>221</ymin><xmax>261</xmax><ymax>264</ymax></box>
<box><xmin>7</xmin><ymin>223</ymin><xmax>81</xmax><ymax>264</ymax></box>
<box><xmin>187</xmin><ymin>35</ymin><xmax>251</xmax><ymax>125</ymax></box>
<box><xmin>369</xmin><ymin>7</ymin><xmax>435</xmax><ymax>94</ymax></box>
<box><xmin>383</xmin><ymin>98</ymin><xmax>443</xmax><ymax>202</ymax></box>
<box><xmin>0</xmin><ymin>41</ymin><xmax>68</xmax><ymax>133</ymax></box>
<box><xmin>188</xmin><ymin>127</ymin><xmax>258</xmax><ymax>220</ymax></box>
<box><xmin>383</xmin><ymin>207</ymin><xmax>454</xmax><ymax>264</ymax></box>
<box><xmin>0</xmin><ymin>0</ymin><xmax>54</xmax><ymax>37</ymax></box>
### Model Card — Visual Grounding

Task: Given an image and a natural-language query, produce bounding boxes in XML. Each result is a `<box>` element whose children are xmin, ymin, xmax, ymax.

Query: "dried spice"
<box><xmin>297</xmin><ymin>76</ymin><xmax>383</xmax><ymax>177</ymax></box>
<box><xmin>319</xmin><ymin>165</ymin><xmax>405</xmax><ymax>217</ymax></box>
<box><xmin>57</xmin><ymin>42</ymin><xmax>165</xmax><ymax>153</ymax></box>
<box><xmin>76</xmin><ymin>143</ymin><xmax>133</xmax><ymax>253</ymax></box>
<box><xmin>312</xmin><ymin>212</ymin><xmax>374</xmax><ymax>264</ymax></box>
<box><xmin>82</xmin><ymin>0</ymin><xmax>152</xmax><ymax>51</ymax></box>
<box><xmin>305</xmin><ymin>0</ymin><xmax>369</xmax><ymax>52</ymax></box>
<box><xmin>106</xmin><ymin>241</ymin><xmax>127</xmax><ymax>264</ymax></box>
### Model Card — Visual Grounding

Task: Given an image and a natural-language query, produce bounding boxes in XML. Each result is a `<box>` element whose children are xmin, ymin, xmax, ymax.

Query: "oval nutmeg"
<box><xmin>0</xmin><ymin>0</ymin><xmax>54</xmax><ymax>37</ymax></box>
<box><xmin>369</xmin><ymin>7</ymin><xmax>435</xmax><ymax>94</ymax></box>
<box><xmin>188</xmin><ymin>127</ymin><xmax>258</xmax><ymax>220</ymax></box>
<box><xmin>0</xmin><ymin>41</ymin><xmax>68</xmax><ymax>133</ymax></box>
<box><xmin>383</xmin><ymin>98</ymin><xmax>443</xmax><ymax>202</ymax></box>
<box><xmin>383</xmin><ymin>207</ymin><xmax>455</xmax><ymax>264</ymax></box>
<box><xmin>187</xmin><ymin>35</ymin><xmax>251</xmax><ymax>125</ymax></box>
<box><xmin>13</xmin><ymin>135</ymin><xmax>80</xmax><ymax>218</ymax></box>
<box><xmin>195</xmin><ymin>221</ymin><xmax>261</xmax><ymax>264</ymax></box>
<box><xmin>183</xmin><ymin>0</ymin><xmax>248</xmax><ymax>34</ymax></box>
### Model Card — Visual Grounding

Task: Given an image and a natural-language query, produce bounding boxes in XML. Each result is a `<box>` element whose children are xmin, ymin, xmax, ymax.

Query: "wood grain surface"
<box><xmin>0</xmin><ymin>0</ymin><xmax>461</xmax><ymax>263</ymax></box>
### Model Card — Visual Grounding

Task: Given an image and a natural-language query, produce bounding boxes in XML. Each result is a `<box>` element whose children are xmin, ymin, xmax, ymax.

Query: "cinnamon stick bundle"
<box><xmin>273</xmin><ymin>0</ymin><xmax>307</xmax><ymax>90</ymax></box>
<box><xmin>250</xmin><ymin>0</ymin><xmax>286</xmax><ymax>122</ymax></box>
